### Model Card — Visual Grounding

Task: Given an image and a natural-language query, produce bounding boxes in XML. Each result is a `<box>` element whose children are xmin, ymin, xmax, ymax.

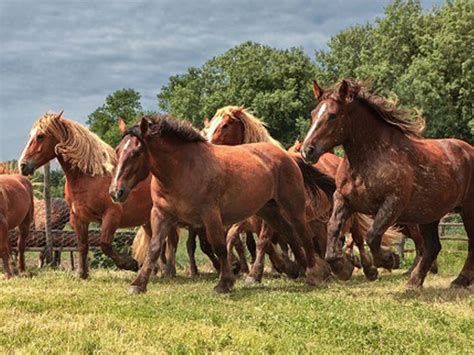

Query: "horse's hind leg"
<box><xmin>187</xmin><ymin>227</ymin><xmax>199</xmax><ymax>276</ymax></box>
<box><xmin>70</xmin><ymin>214</ymin><xmax>90</xmax><ymax>279</ymax></box>
<box><xmin>0</xmin><ymin>218</ymin><xmax>13</xmax><ymax>278</ymax></box>
<box><xmin>407</xmin><ymin>220</ymin><xmax>441</xmax><ymax>288</ymax></box>
<box><xmin>351</xmin><ymin>219</ymin><xmax>378</xmax><ymax>281</ymax></box>
<box><xmin>198</xmin><ymin>229</ymin><xmax>221</xmax><ymax>272</ymax></box>
<box><xmin>18</xmin><ymin>218</ymin><xmax>31</xmax><ymax>273</ymax></box>
<box><xmin>246</xmin><ymin>222</ymin><xmax>271</xmax><ymax>284</ymax></box>
<box><xmin>451</xmin><ymin>205</ymin><xmax>474</xmax><ymax>288</ymax></box>
<box><xmin>405</xmin><ymin>225</ymin><xmax>438</xmax><ymax>275</ymax></box>
<box><xmin>246</xmin><ymin>232</ymin><xmax>256</xmax><ymax>263</ymax></box>
<box><xmin>163</xmin><ymin>228</ymin><xmax>178</xmax><ymax>277</ymax></box>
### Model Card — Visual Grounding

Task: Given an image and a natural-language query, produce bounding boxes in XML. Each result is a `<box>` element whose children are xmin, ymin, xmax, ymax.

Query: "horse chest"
<box><xmin>339</xmin><ymin>173</ymin><xmax>383</xmax><ymax>214</ymax></box>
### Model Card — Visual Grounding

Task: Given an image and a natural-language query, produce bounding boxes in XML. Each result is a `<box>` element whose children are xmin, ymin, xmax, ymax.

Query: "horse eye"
<box><xmin>37</xmin><ymin>134</ymin><xmax>45</xmax><ymax>141</ymax></box>
<box><xmin>222</xmin><ymin>124</ymin><xmax>229</xmax><ymax>129</ymax></box>
<box><xmin>328</xmin><ymin>114</ymin><xmax>337</xmax><ymax>121</ymax></box>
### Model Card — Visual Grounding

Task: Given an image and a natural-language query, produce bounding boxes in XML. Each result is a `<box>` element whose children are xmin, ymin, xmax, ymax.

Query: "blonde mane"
<box><xmin>208</xmin><ymin>106</ymin><xmax>283</xmax><ymax>148</ymax></box>
<box><xmin>33</xmin><ymin>112</ymin><xmax>116</xmax><ymax>176</ymax></box>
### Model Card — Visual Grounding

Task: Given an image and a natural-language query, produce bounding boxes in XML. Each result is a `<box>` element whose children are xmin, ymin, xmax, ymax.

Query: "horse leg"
<box><xmin>406</xmin><ymin>224</ymin><xmax>438</xmax><ymax>275</ymax></box>
<box><xmin>70</xmin><ymin>214</ymin><xmax>90</xmax><ymax>279</ymax></box>
<box><xmin>203</xmin><ymin>210</ymin><xmax>234</xmax><ymax>294</ymax></box>
<box><xmin>0</xmin><ymin>218</ymin><xmax>13</xmax><ymax>278</ymax></box>
<box><xmin>99</xmin><ymin>212</ymin><xmax>138</xmax><ymax>271</ymax></box>
<box><xmin>325</xmin><ymin>192</ymin><xmax>356</xmax><ymax>280</ymax></box>
<box><xmin>407</xmin><ymin>221</ymin><xmax>441</xmax><ymax>288</ymax></box>
<box><xmin>226</xmin><ymin>224</ymin><xmax>249</xmax><ymax>274</ymax></box>
<box><xmin>198</xmin><ymin>229</ymin><xmax>221</xmax><ymax>272</ymax></box>
<box><xmin>246</xmin><ymin>232</ymin><xmax>257</xmax><ymax>264</ymax></box>
<box><xmin>187</xmin><ymin>227</ymin><xmax>199</xmax><ymax>277</ymax></box>
<box><xmin>18</xmin><ymin>218</ymin><xmax>31</xmax><ymax>274</ymax></box>
<box><xmin>129</xmin><ymin>207</ymin><xmax>173</xmax><ymax>294</ymax></box>
<box><xmin>246</xmin><ymin>222</ymin><xmax>272</xmax><ymax>284</ymax></box>
<box><xmin>365</xmin><ymin>196</ymin><xmax>403</xmax><ymax>271</ymax></box>
<box><xmin>163</xmin><ymin>228</ymin><xmax>178</xmax><ymax>277</ymax></box>
<box><xmin>351</xmin><ymin>218</ymin><xmax>378</xmax><ymax>281</ymax></box>
<box><xmin>235</xmin><ymin>234</ymin><xmax>250</xmax><ymax>273</ymax></box>
<box><xmin>451</xmin><ymin>205</ymin><xmax>474</xmax><ymax>288</ymax></box>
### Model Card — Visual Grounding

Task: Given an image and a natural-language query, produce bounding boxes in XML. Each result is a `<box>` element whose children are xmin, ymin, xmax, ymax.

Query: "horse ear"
<box><xmin>139</xmin><ymin>117</ymin><xmax>150</xmax><ymax>136</ymax></box>
<box><xmin>339</xmin><ymin>80</ymin><xmax>350</xmax><ymax>102</ymax></box>
<box><xmin>55</xmin><ymin>110</ymin><xmax>64</xmax><ymax>120</ymax></box>
<box><xmin>312</xmin><ymin>80</ymin><xmax>323</xmax><ymax>100</ymax></box>
<box><xmin>203</xmin><ymin>117</ymin><xmax>210</xmax><ymax>128</ymax></box>
<box><xmin>118</xmin><ymin>117</ymin><xmax>127</xmax><ymax>134</ymax></box>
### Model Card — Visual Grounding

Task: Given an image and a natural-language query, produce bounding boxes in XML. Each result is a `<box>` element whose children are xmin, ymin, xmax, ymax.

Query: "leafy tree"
<box><xmin>158</xmin><ymin>42</ymin><xmax>318</xmax><ymax>146</ymax></box>
<box><xmin>87</xmin><ymin>89</ymin><xmax>144</xmax><ymax>147</ymax></box>
<box><xmin>315</xmin><ymin>0</ymin><xmax>473</xmax><ymax>143</ymax></box>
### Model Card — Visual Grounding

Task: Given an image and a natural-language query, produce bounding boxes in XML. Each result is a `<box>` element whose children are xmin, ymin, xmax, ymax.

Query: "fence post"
<box><xmin>42</xmin><ymin>162</ymin><xmax>54</xmax><ymax>265</ymax></box>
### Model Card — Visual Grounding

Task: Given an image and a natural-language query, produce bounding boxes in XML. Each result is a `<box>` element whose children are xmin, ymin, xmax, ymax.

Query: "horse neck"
<box><xmin>56</xmin><ymin>155</ymin><xmax>89</xmax><ymax>182</ymax></box>
<box><xmin>147</xmin><ymin>138</ymin><xmax>206</xmax><ymax>187</ymax></box>
<box><xmin>343</xmin><ymin>102</ymin><xmax>408</xmax><ymax>167</ymax></box>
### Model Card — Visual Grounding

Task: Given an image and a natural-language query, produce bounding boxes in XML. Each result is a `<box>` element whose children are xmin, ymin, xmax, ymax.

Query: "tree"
<box><xmin>87</xmin><ymin>89</ymin><xmax>144</xmax><ymax>147</ymax></box>
<box><xmin>158</xmin><ymin>42</ymin><xmax>318</xmax><ymax>146</ymax></box>
<box><xmin>315</xmin><ymin>0</ymin><xmax>474</xmax><ymax>143</ymax></box>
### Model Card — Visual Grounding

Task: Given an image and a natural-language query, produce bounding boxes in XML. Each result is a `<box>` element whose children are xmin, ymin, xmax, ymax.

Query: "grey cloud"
<box><xmin>0</xmin><ymin>0</ymin><xmax>442</xmax><ymax>160</ymax></box>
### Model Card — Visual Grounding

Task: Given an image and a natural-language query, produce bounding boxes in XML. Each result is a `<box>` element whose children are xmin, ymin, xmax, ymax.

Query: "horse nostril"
<box><xmin>116</xmin><ymin>188</ymin><xmax>124</xmax><ymax>198</ymax></box>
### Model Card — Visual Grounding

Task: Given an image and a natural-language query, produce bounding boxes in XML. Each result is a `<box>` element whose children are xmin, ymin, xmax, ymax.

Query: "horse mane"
<box><xmin>143</xmin><ymin>114</ymin><xmax>207</xmax><ymax>143</ymax></box>
<box><xmin>294</xmin><ymin>156</ymin><xmax>336</xmax><ymax>202</ymax></box>
<box><xmin>34</xmin><ymin>112</ymin><xmax>116</xmax><ymax>176</ymax></box>
<box><xmin>208</xmin><ymin>106</ymin><xmax>283</xmax><ymax>148</ymax></box>
<box><xmin>327</xmin><ymin>80</ymin><xmax>426</xmax><ymax>138</ymax></box>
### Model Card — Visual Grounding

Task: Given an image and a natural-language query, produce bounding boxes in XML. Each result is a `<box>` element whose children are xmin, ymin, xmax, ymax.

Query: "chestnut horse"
<box><xmin>302</xmin><ymin>79</ymin><xmax>474</xmax><ymax>288</ymax></box>
<box><xmin>0</xmin><ymin>174</ymin><xmax>34</xmax><ymax>277</ymax></box>
<box><xmin>207</xmin><ymin>106</ymin><xmax>401</xmax><ymax>281</ymax></box>
<box><xmin>19</xmin><ymin>112</ymin><xmax>155</xmax><ymax>278</ymax></box>
<box><xmin>110</xmin><ymin>114</ymin><xmax>331</xmax><ymax>294</ymax></box>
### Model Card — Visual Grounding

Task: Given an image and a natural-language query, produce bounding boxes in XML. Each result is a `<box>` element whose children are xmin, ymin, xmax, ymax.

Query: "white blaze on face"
<box><xmin>19</xmin><ymin>127</ymin><xmax>38</xmax><ymax>163</ymax></box>
<box><xmin>114</xmin><ymin>137</ymin><xmax>131</xmax><ymax>185</ymax></box>
<box><xmin>305</xmin><ymin>103</ymin><xmax>327</xmax><ymax>141</ymax></box>
<box><xmin>206</xmin><ymin>116</ymin><xmax>222</xmax><ymax>142</ymax></box>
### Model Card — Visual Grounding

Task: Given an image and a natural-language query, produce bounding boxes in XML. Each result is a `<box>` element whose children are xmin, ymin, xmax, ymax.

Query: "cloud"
<box><xmin>0</xmin><ymin>0</ymin><xmax>442</xmax><ymax>160</ymax></box>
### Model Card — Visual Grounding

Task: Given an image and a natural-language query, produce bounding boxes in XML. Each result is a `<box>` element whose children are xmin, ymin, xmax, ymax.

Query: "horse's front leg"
<box><xmin>0</xmin><ymin>217</ymin><xmax>13</xmax><ymax>278</ymax></box>
<box><xmin>366</xmin><ymin>195</ymin><xmax>403</xmax><ymax>270</ymax></box>
<box><xmin>129</xmin><ymin>207</ymin><xmax>173</xmax><ymax>294</ymax></box>
<box><xmin>70</xmin><ymin>213</ymin><xmax>90</xmax><ymax>279</ymax></box>
<box><xmin>203</xmin><ymin>210</ymin><xmax>234</xmax><ymax>293</ymax></box>
<box><xmin>99</xmin><ymin>211</ymin><xmax>138</xmax><ymax>271</ymax></box>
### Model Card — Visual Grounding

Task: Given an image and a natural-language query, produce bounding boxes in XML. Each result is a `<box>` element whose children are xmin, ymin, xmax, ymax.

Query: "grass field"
<box><xmin>0</xmin><ymin>237</ymin><xmax>472</xmax><ymax>353</ymax></box>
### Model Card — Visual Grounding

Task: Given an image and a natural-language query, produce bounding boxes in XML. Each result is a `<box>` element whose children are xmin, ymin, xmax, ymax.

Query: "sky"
<box><xmin>0</xmin><ymin>0</ymin><xmax>443</xmax><ymax>161</ymax></box>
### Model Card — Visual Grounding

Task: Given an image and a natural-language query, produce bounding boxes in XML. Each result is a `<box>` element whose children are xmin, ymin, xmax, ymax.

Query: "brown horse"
<box><xmin>110</xmin><ymin>114</ymin><xmax>331</xmax><ymax>294</ymax></box>
<box><xmin>18</xmin><ymin>112</ymin><xmax>154</xmax><ymax>278</ymax></box>
<box><xmin>207</xmin><ymin>106</ymin><xmax>401</xmax><ymax>281</ymax></box>
<box><xmin>301</xmin><ymin>79</ymin><xmax>474</xmax><ymax>288</ymax></box>
<box><xmin>0</xmin><ymin>174</ymin><xmax>34</xmax><ymax>277</ymax></box>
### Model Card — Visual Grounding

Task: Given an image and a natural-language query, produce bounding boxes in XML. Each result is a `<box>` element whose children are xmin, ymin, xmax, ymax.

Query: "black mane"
<box><xmin>143</xmin><ymin>114</ymin><xmax>206</xmax><ymax>143</ymax></box>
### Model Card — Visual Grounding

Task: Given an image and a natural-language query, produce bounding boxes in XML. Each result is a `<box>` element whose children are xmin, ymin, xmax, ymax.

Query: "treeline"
<box><xmin>87</xmin><ymin>0</ymin><xmax>473</xmax><ymax>147</ymax></box>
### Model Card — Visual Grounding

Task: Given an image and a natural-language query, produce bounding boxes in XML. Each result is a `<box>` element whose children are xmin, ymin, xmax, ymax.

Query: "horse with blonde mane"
<box><xmin>301</xmin><ymin>79</ymin><xmax>473</xmax><ymax>288</ymax></box>
<box><xmin>18</xmin><ymin>111</ymin><xmax>165</xmax><ymax>279</ymax></box>
<box><xmin>208</xmin><ymin>105</ymin><xmax>402</xmax><ymax>282</ymax></box>
<box><xmin>0</xmin><ymin>174</ymin><xmax>34</xmax><ymax>278</ymax></box>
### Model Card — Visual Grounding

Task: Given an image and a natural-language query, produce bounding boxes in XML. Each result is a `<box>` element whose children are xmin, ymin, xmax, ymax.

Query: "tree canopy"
<box><xmin>316</xmin><ymin>0</ymin><xmax>473</xmax><ymax>143</ymax></box>
<box><xmin>157</xmin><ymin>42</ymin><xmax>318</xmax><ymax>146</ymax></box>
<box><xmin>87</xmin><ymin>89</ymin><xmax>145</xmax><ymax>147</ymax></box>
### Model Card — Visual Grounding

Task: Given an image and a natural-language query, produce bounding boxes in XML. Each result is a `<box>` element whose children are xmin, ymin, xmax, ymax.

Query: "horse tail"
<box><xmin>353</xmin><ymin>213</ymin><xmax>403</xmax><ymax>247</ymax></box>
<box><xmin>294</xmin><ymin>156</ymin><xmax>336</xmax><ymax>201</ymax></box>
<box><xmin>132</xmin><ymin>226</ymin><xmax>151</xmax><ymax>264</ymax></box>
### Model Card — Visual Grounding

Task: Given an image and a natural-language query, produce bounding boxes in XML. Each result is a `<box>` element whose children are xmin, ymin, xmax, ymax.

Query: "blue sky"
<box><xmin>0</xmin><ymin>0</ymin><xmax>443</xmax><ymax>160</ymax></box>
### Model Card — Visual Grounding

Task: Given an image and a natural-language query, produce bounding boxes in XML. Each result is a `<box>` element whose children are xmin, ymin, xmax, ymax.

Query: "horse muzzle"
<box><xmin>109</xmin><ymin>186</ymin><xmax>129</xmax><ymax>204</ymax></box>
<box><xmin>301</xmin><ymin>144</ymin><xmax>322</xmax><ymax>164</ymax></box>
<box><xmin>19</xmin><ymin>160</ymin><xmax>36</xmax><ymax>176</ymax></box>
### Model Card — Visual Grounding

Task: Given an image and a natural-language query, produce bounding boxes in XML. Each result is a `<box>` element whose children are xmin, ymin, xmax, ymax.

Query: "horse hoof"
<box><xmin>78</xmin><ymin>272</ymin><xmax>89</xmax><ymax>280</ymax></box>
<box><xmin>406</xmin><ymin>274</ymin><xmax>424</xmax><ymax>289</ymax></box>
<box><xmin>245</xmin><ymin>275</ymin><xmax>260</xmax><ymax>285</ymax></box>
<box><xmin>286</xmin><ymin>262</ymin><xmax>301</xmax><ymax>279</ymax></box>
<box><xmin>429</xmin><ymin>261</ymin><xmax>439</xmax><ymax>274</ymax></box>
<box><xmin>391</xmin><ymin>253</ymin><xmax>401</xmax><ymax>269</ymax></box>
<box><xmin>126</xmin><ymin>259</ymin><xmax>139</xmax><ymax>272</ymax></box>
<box><xmin>128</xmin><ymin>285</ymin><xmax>146</xmax><ymax>295</ymax></box>
<box><xmin>329</xmin><ymin>258</ymin><xmax>354</xmax><ymax>281</ymax></box>
<box><xmin>363</xmin><ymin>267</ymin><xmax>379</xmax><ymax>281</ymax></box>
<box><xmin>214</xmin><ymin>280</ymin><xmax>233</xmax><ymax>294</ymax></box>
<box><xmin>450</xmin><ymin>275</ymin><xmax>470</xmax><ymax>289</ymax></box>
<box><xmin>163</xmin><ymin>266</ymin><xmax>176</xmax><ymax>278</ymax></box>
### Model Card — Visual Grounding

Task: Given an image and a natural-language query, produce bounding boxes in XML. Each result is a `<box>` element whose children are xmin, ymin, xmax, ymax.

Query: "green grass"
<box><xmin>0</xmin><ymin>238</ymin><xmax>473</xmax><ymax>353</ymax></box>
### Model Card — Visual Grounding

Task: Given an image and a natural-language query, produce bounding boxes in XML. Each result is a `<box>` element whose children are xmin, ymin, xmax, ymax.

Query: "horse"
<box><xmin>207</xmin><ymin>106</ymin><xmax>401</xmax><ymax>281</ymax></box>
<box><xmin>290</xmin><ymin>139</ymin><xmax>438</xmax><ymax>275</ymax></box>
<box><xmin>18</xmin><ymin>111</ymin><xmax>157</xmax><ymax>279</ymax></box>
<box><xmin>110</xmin><ymin>114</ymin><xmax>332</xmax><ymax>294</ymax></box>
<box><xmin>301</xmin><ymin>79</ymin><xmax>474</xmax><ymax>288</ymax></box>
<box><xmin>0</xmin><ymin>174</ymin><xmax>34</xmax><ymax>277</ymax></box>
